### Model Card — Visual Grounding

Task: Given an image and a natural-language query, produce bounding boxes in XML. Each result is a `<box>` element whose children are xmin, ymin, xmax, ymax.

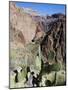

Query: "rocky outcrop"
<box><xmin>41</xmin><ymin>17</ymin><xmax>66</xmax><ymax>64</ymax></box>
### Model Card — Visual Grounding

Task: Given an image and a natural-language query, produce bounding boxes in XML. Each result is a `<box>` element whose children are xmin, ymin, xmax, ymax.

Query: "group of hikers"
<box><xmin>25</xmin><ymin>66</ymin><xmax>57</xmax><ymax>87</ymax></box>
<box><xmin>13</xmin><ymin>61</ymin><xmax>59</xmax><ymax>87</ymax></box>
<box><xmin>25</xmin><ymin>66</ymin><xmax>41</xmax><ymax>87</ymax></box>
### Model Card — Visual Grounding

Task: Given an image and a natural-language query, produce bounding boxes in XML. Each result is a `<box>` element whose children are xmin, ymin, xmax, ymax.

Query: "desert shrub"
<box><xmin>48</xmin><ymin>50</ymin><xmax>54</xmax><ymax>60</ymax></box>
<box><xmin>51</xmin><ymin>63</ymin><xmax>61</xmax><ymax>71</ymax></box>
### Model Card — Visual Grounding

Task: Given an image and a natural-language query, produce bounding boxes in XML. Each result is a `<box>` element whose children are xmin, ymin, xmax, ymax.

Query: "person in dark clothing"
<box><xmin>25</xmin><ymin>66</ymin><xmax>31</xmax><ymax>82</ymax></box>
<box><xmin>32</xmin><ymin>73</ymin><xmax>40</xmax><ymax>87</ymax></box>
<box><xmin>27</xmin><ymin>66</ymin><xmax>30</xmax><ymax>73</ymax></box>
<box><xmin>32</xmin><ymin>75</ymin><xmax>37</xmax><ymax>87</ymax></box>
<box><xmin>36</xmin><ymin>74</ymin><xmax>40</xmax><ymax>87</ymax></box>
<box><xmin>13</xmin><ymin>70</ymin><xmax>18</xmax><ymax>83</ymax></box>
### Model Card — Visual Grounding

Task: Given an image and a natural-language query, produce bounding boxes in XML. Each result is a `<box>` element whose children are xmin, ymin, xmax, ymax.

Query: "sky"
<box><xmin>15</xmin><ymin>2</ymin><xmax>66</xmax><ymax>16</ymax></box>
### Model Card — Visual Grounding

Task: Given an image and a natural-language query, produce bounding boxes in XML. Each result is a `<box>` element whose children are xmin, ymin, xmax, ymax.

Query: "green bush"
<box><xmin>48</xmin><ymin>51</ymin><xmax>54</xmax><ymax>60</ymax></box>
<box><xmin>51</xmin><ymin>63</ymin><xmax>61</xmax><ymax>71</ymax></box>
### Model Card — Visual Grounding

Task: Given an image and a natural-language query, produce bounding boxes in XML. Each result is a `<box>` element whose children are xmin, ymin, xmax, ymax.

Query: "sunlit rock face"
<box><xmin>10</xmin><ymin>2</ymin><xmax>46</xmax><ymax>71</ymax></box>
<box><xmin>10</xmin><ymin>2</ymin><xmax>46</xmax><ymax>46</ymax></box>
<box><xmin>10</xmin><ymin>3</ymin><xmax>36</xmax><ymax>46</ymax></box>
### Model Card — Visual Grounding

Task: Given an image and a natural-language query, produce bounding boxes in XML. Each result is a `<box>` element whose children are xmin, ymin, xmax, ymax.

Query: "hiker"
<box><xmin>13</xmin><ymin>67</ymin><xmax>23</xmax><ymax>83</ymax></box>
<box><xmin>27</xmin><ymin>71</ymin><xmax>34</xmax><ymax>87</ymax></box>
<box><xmin>32</xmin><ymin>73</ymin><xmax>40</xmax><ymax>87</ymax></box>
<box><xmin>25</xmin><ymin>66</ymin><xmax>31</xmax><ymax>82</ymax></box>
<box><xmin>13</xmin><ymin>70</ymin><xmax>18</xmax><ymax>83</ymax></box>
